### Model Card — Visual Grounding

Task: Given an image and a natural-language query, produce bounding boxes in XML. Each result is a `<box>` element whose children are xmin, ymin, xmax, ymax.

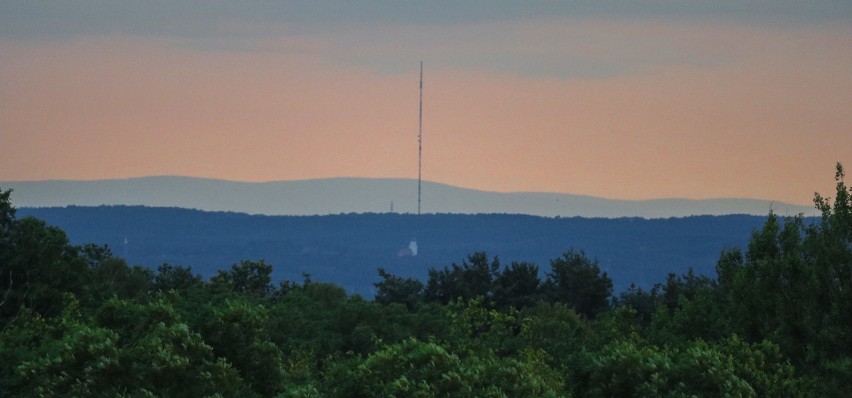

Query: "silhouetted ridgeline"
<box><xmin>1</xmin><ymin>176</ymin><xmax>815</xmax><ymax>217</ymax></box>
<box><xmin>17</xmin><ymin>206</ymin><xmax>787</xmax><ymax>296</ymax></box>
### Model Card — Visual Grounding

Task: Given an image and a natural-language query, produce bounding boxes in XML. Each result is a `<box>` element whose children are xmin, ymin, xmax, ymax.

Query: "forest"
<box><xmin>18</xmin><ymin>205</ymin><xmax>775</xmax><ymax>295</ymax></box>
<box><xmin>1</xmin><ymin>164</ymin><xmax>850</xmax><ymax>397</ymax></box>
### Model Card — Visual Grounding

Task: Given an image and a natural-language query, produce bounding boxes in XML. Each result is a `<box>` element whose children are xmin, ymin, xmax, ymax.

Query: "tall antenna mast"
<box><xmin>418</xmin><ymin>61</ymin><xmax>423</xmax><ymax>215</ymax></box>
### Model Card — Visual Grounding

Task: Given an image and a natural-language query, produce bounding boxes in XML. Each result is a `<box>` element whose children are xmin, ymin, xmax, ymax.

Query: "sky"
<box><xmin>1</xmin><ymin>2</ymin><xmax>850</xmax><ymax>205</ymax></box>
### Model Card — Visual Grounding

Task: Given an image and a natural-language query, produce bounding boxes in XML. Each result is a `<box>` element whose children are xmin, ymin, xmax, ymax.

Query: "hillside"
<box><xmin>18</xmin><ymin>206</ymin><xmax>782</xmax><ymax>296</ymax></box>
<box><xmin>2</xmin><ymin>176</ymin><xmax>814</xmax><ymax>218</ymax></box>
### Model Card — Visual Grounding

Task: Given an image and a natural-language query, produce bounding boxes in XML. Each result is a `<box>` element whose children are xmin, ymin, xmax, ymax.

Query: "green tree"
<box><xmin>326</xmin><ymin>338</ymin><xmax>562</xmax><ymax>397</ymax></box>
<box><xmin>197</xmin><ymin>298</ymin><xmax>285</xmax><ymax>397</ymax></box>
<box><xmin>2</xmin><ymin>301</ymin><xmax>123</xmax><ymax>397</ymax></box>
<box><xmin>807</xmin><ymin>163</ymin><xmax>852</xmax><ymax>364</ymax></box>
<box><xmin>715</xmin><ymin>163</ymin><xmax>852</xmax><ymax>394</ymax></box>
<box><xmin>210</xmin><ymin>259</ymin><xmax>273</xmax><ymax>299</ymax></box>
<box><xmin>714</xmin><ymin>336</ymin><xmax>802</xmax><ymax>397</ymax></box>
<box><xmin>520</xmin><ymin>302</ymin><xmax>591</xmax><ymax>374</ymax></box>
<box><xmin>96</xmin><ymin>296</ymin><xmax>247</xmax><ymax>396</ymax></box>
<box><xmin>424</xmin><ymin>252</ymin><xmax>500</xmax><ymax>304</ymax></box>
<box><xmin>647</xmin><ymin>269</ymin><xmax>729</xmax><ymax>345</ymax></box>
<box><xmin>577</xmin><ymin>338</ymin><xmax>798</xmax><ymax>397</ymax></box>
<box><xmin>86</xmin><ymin>257</ymin><xmax>153</xmax><ymax>305</ymax></box>
<box><xmin>718</xmin><ymin>213</ymin><xmax>820</xmax><ymax>364</ymax></box>
<box><xmin>0</xmin><ymin>188</ymin><xmax>16</xmax><ymax>317</ymax></box>
<box><xmin>613</xmin><ymin>283</ymin><xmax>659</xmax><ymax>327</ymax></box>
<box><xmin>266</xmin><ymin>281</ymin><xmax>349</xmax><ymax>377</ymax></box>
<box><xmin>545</xmin><ymin>250</ymin><xmax>612</xmax><ymax>318</ymax></box>
<box><xmin>0</xmin><ymin>214</ymin><xmax>88</xmax><ymax>324</ymax></box>
<box><xmin>493</xmin><ymin>261</ymin><xmax>543</xmax><ymax>310</ymax></box>
<box><xmin>1</xmin><ymin>296</ymin><xmax>246</xmax><ymax>397</ymax></box>
<box><xmin>374</xmin><ymin>267</ymin><xmax>424</xmax><ymax>311</ymax></box>
<box><xmin>153</xmin><ymin>263</ymin><xmax>203</xmax><ymax>292</ymax></box>
<box><xmin>445</xmin><ymin>297</ymin><xmax>523</xmax><ymax>357</ymax></box>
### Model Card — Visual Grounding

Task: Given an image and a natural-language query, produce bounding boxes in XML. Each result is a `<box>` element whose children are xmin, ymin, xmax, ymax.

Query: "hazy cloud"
<box><xmin>1</xmin><ymin>1</ymin><xmax>849</xmax><ymax>203</ymax></box>
<box><xmin>3</xmin><ymin>1</ymin><xmax>851</xmax><ymax>40</ymax></box>
<box><xmin>3</xmin><ymin>1</ymin><xmax>849</xmax><ymax>79</ymax></box>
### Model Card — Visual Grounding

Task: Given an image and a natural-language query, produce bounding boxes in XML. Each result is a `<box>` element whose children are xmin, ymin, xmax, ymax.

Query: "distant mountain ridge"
<box><xmin>0</xmin><ymin>176</ymin><xmax>814</xmax><ymax>218</ymax></box>
<box><xmin>17</xmin><ymin>206</ymin><xmax>780</xmax><ymax>295</ymax></box>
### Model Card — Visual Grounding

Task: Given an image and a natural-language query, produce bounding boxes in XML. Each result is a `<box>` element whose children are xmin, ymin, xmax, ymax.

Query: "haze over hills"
<box><xmin>0</xmin><ymin>176</ymin><xmax>814</xmax><ymax>218</ymax></box>
<box><xmin>17</xmin><ymin>206</ymin><xmax>779</xmax><ymax>296</ymax></box>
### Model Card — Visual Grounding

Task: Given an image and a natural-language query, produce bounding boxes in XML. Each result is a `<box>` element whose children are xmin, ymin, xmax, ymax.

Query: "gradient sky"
<box><xmin>2</xmin><ymin>2</ymin><xmax>850</xmax><ymax>205</ymax></box>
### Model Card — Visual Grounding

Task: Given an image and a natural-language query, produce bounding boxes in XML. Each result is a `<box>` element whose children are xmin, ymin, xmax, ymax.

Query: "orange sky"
<box><xmin>1</xmin><ymin>5</ymin><xmax>850</xmax><ymax>205</ymax></box>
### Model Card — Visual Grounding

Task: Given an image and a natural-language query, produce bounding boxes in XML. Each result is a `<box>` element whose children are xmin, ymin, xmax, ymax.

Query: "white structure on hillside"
<box><xmin>409</xmin><ymin>239</ymin><xmax>418</xmax><ymax>256</ymax></box>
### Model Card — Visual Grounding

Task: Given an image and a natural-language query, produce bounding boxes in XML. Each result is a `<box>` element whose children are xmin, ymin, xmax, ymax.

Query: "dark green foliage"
<box><xmin>0</xmin><ymin>188</ymin><xmax>14</xmax><ymax>229</ymax></box>
<box><xmin>87</xmin><ymin>257</ymin><xmax>153</xmax><ymax>303</ymax></box>
<box><xmin>613</xmin><ymin>283</ymin><xmax>659</xmax><ymax>326</ymax></box>
<box><xmin>326</xmin><ymin>338</ymin><xmax>563</xmax><ymax>397</ymax></box>
<box><xmin>210</xmin><ymin>259</ymin><xmax>274</xmax><ymax>299</ymax></box>
<box><xmin>197</xmin><ymin>298</ymin><xmax>286</xmax><ymax>396</ymax></box>
<box><xmin>0</xmin><ymin>215</ymin><xmax>88</xmax><ymax>324</ymax></box>
<box><xmin>424</xmin><ymin>252</ymin><xmax>500</xmax><ymax>304</ymax></box>
<box><xmin>493</xmin><ymin>261</ymin><xmax>543</xmax><ymax>310</ymax></box>
<box><xmin>80</xmin><ymin>244</ymin><xmax>153</xmax><ymax>303</ymax></box>
<box><xmin>444</xmin><ymin>297</ymin><xmax>524</xmax><ymax>357</ymax></box>
<box><xmin>806</xmin><ymin>164</ymin><xmax>852</xmax><ymax>368</ymax></box>
<box><xmin>645</xmin><ymin>269</ymin><xmax>729</xmax><ymax>345</ymax></box>
<box><xmin>2</xmin><ymin>165</ymin><xmax>850</xmax><ymax>395</ymax></box>
<box><xmin>709</xmin><ymin>163</ymin><xmax>852</xmax><ymax>393</ymax></box>
<box><xmin>545</xmin><ymin>250</ymin><xmax>613</xmax><ymax>318</ymax></box>
<box><xmin>2</xmin><ymin>302</ymin><xmax>126</xmax><ymax>397</ymax></box>
<box><xmin>153</xmin><ymin>263</ymin><xmax>203</xmax><ymax>292</ymax></box>
<box><xmin>576</xmin><ymin>336</ymin><xmax>803</xmax><ymax>398</ymax></box>
<box><xmin>0</xmin><ymin>296</ymin><xmax>245</xmax><ymax>397</ymax></box>
<box><xmin>519</xmin><ymin>302</ymin><xmax>591</xmax><ymax>372</ymax></box>
<box><xmin>374</xmin><ymin>267</ymin><xmax>424</xmax><ymax>311</ymax></box>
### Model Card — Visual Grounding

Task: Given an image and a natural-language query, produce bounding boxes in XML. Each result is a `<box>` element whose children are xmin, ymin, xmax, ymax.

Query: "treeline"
<box><xmin>0</xmin><ymin>164</ymin><xmax>850</xmax><ymax>397</ymax></box>
<box><xmin>19</xmin><ymin>205</ymin><xmax>774</xmax><ymax>296</ymax></box>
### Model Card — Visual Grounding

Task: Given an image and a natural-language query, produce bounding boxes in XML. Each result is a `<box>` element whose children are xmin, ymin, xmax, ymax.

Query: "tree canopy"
<box><xmin>1</xmin><ymin>163</ymin><xmax>849</xmax><ymax>396</ymax></box>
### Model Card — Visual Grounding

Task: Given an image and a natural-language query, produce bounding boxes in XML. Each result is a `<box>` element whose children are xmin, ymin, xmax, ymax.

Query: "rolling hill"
<box><xmin>1</xmin><ymin>176</ymin><xmax>814</xmax><ymax>218</ymax></box>
<box><xmin>17</xmin><ymin>206</ymin><xmax>795</xmax><ymax>297</ymax></box>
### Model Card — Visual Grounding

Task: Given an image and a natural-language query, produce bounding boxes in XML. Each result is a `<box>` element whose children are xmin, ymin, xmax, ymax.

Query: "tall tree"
<box><xmin>545</xmin><ymin>250</ymin><xmax>613</xmax><ymax>318</ymax></box>
<box><xmin>716</xmin><ymin>163</ymin><xmax>852</xmax><ymax>392</ymax></box>
<box><xmin>154</xmin><ymin>263</ymin><xmax>203</xmax><ymax>292</ymax></box>
<box><xmin>197</xmin><ymin>298</ymin><xmax>286</xmax><ymax>397</ymax></box>
<box><xmin>374</xmin><ymin>268</ymin><xmax>424</xmax><ymax>311</ymax></box>
<box><xmin>424</xmin><ymin>252</ymin><xmax>500</xmax><ymax>304</ymax></box>
<box><xmin>493</xmin><ymin>261</ymin><xmax>542</xmax><ymax>310</ymax></box>
<box><xmin>0</xmin><ymin>215</ymin><xmax>88</xmax><ymax>323</ymax></box>
<box><xmin>210</xmin><ymin>259</ymin><xmax>273</xmax><ymax>299</ymax></box>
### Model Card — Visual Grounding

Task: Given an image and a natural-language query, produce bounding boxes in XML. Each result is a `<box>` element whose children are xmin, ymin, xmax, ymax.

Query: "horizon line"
<box><xmin>0</xmin><ymin>174</ymin><xmax>815</xmax><ymax>207</ymax></box>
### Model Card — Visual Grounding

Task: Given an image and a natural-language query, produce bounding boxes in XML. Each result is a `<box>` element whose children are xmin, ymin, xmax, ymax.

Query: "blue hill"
<box><xmin>18</xmin><ymin>206</ymin><xmax>792</xmax><ymax>297</ymax></box>
<box><xmin>1</xmin><ymin>176</ymin><xmax>814</xmax><ymax>218</ymax></box>
<box><xmin>19</xmin><ymin>206</ymin><xmax>786</xmax><ymax>296</ymax></box>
